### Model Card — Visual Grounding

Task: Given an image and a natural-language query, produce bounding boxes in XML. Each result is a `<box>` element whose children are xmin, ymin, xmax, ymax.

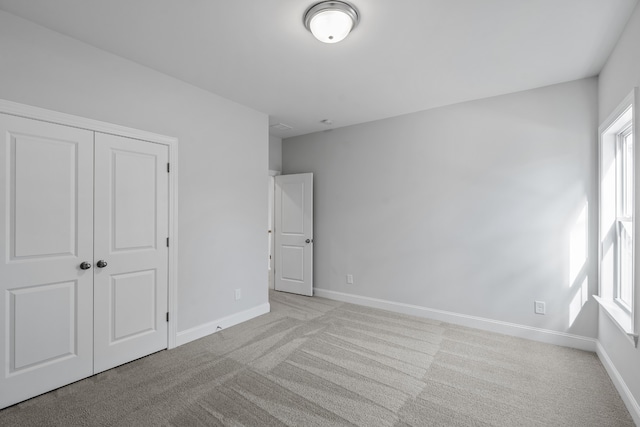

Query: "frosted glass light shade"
<box><xmin>304</xmin><ymin>1</ymin><xmax>359</xmax><ymax>44</ymax></box>
<box><xmin>309</xmin><ymin>10</ymin><xmax>353</xmax><ymax>43</ymax></box>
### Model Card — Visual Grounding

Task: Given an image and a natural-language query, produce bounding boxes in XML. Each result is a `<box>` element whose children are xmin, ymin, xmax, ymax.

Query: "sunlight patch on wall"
<box><xmin>570</xmin><ymin>277</ymin><xmax>589</xmax><ymax>326</ymax></box>
<box><xmin>569</xmin><ymin>202</ymin><xmax>588</xmax><ymax>286</ymax></box>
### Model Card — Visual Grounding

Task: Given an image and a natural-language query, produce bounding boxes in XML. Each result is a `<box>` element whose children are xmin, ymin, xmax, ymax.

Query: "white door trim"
<box><xmin>0</xmin><ymin>98</ymin><xmax>180</xmax><ymax>349</ymax></box>
<box><xmin>268</xmin><ymin>170</ymin><xmax>281</xmax><ymax>290</ymax></box>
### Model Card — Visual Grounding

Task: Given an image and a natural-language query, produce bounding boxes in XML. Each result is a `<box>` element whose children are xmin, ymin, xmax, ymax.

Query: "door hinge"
<box><xmin>166</xmin><ymin>237</ymin><xmax>169</xmax><ymax>247</ymax></box>
<box><xmin>167</xmin><ymin>163</ymin><xmax>170</xmax><ymax>173</ymax></box>
<box><xmin>166</xmin><ymin>312</ymin><xmax>169</xmax><ymax>322</ymax></box>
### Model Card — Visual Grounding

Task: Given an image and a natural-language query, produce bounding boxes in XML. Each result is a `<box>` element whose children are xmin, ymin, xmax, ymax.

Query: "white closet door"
<box><xmin>93</xmin><ymin>133</ymin><xmax>169</xmax><ymax>373</ymax></box>
<box><xmin>0</xmin><ymin>114</ymin><xmax>94</xmax><ymax>409</ymax></box>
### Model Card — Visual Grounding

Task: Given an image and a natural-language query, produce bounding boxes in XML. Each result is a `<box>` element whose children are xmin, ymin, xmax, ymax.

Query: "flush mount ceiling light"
<box><xmin>304</xmin><ymin>1</ymin><xmax>359</xmax><ymax>44</ymax></box>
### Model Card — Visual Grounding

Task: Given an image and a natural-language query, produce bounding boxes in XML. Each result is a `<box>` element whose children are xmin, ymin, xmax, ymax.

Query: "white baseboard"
<box><xmin>596</xmin><ymin>341</ymin><xmax>640</xmax><ymax>426</ymax></box>
<box><xmin>175</xmin><ymin>303</ymin><xmax>270</xmax><ymax>347</ymax></box>
<box><xmin>314</xmin><ymin>288</ymin><xmax>597</xmax><ymax>352</ymax></box>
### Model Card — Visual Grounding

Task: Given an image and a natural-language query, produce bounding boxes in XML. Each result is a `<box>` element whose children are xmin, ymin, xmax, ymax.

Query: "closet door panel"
<box><xmin>93</xmin><ymin>133</ymin><xmax>169</xmax><ymax>373</ymax></box>
<box><xmin>0</xmin><ymin>114</ymin><xmax>94</xmax><ymax>409</ymax></box>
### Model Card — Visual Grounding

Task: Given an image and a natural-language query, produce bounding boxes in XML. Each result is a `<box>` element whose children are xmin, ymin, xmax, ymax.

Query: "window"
<box><xmin>615</xmin><ymin>124</ymin><xmax>633</xmax><ymax>311</ymax></box>
<box><xmin>597</xmin><ymin>88</ymin><xmax>638</xmax><ymax>347</ymax></box>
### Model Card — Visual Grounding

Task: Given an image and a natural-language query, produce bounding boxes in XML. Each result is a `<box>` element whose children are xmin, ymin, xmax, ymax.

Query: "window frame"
<box><xmin>596</xmin><ymin>88</ymin><xmax>639</xmax><ymax>348</ymax></box>
<box><xmin>615</xmin><ymin>123</ymin><xmax>634</xmax><ymax>313</ymax></box>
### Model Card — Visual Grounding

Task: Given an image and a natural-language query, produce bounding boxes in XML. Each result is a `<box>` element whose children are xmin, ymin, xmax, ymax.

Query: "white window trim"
<box><xmin>614</xmin><ymin>125</ymin><xmax>634</xmax><ymax>313</ymax></box>
<box><xmin>597</xmin><ymin>87</ymin><xmax>639</xmax><ymax>348</ymax></box>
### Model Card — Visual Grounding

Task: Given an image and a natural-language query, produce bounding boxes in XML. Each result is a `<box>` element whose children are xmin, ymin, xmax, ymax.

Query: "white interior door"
<box><xmin>0</xmin><ymin>114</ymin><xmax>94</xmax><ymax>408</ymax></box>
<box><xmin>275</xmin><ymin>173</ymin><xmax>313</xmax><ymax>296</ymax></box>
<box><xmin>93</xmin><ymin>133</ymin><xmax>169</xmax><ymax>373</ymax></box>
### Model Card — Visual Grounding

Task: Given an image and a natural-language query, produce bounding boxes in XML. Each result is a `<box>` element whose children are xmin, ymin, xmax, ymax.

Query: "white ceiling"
<box><xmin>0</xmin><ymin>0</ymin><xmax>637</xmax><ymax>138</ymax></box>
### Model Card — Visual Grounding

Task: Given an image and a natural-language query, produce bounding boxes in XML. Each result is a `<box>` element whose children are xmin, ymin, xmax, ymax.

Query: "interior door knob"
<box><xmin>305</xmin><ymin>239</ymin><xmax>313</xmax><ymax>243</ymax></box>
<box><xmin>79</xmin><ymin>262</ymin><xmax>92</xmax><ymax>270</ymax></box>
<box><xmin>96</xmin><ymin>260</ymin><xmax>108</xmax><ymax>268</ymax></box>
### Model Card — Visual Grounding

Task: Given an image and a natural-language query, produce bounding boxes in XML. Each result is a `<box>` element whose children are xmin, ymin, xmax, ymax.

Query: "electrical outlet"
<box><xmin>346</xmin><ymin>274</ymin><xmax>354</xmax><ymax>284</ymax></box>
<box><xmin>534</xmin><ymin>300</ymin><xmax>546</xmax><ymax>315</ymax></box>
<box><xmin>235</xmin><ymin>288</ymin><xmax>242</xmax><ymax>301</ymax></box>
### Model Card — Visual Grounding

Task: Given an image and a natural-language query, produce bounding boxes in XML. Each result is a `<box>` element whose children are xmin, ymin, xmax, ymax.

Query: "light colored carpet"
<box><xmin>0</xmin><ymin>290</ymin><xmax>634</xmax><ymax>426</ymax></box>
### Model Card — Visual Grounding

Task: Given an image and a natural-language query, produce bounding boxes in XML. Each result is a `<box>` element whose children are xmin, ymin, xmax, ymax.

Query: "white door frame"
<box><xmin>268</xmin><ymin>170</ymin><xmax>281</xmax><ymax>290</ymax></box>
<box><xmin>0</xmin><ymin>99</ymin><xmax>180</xmax><ymax>349</ymax></box>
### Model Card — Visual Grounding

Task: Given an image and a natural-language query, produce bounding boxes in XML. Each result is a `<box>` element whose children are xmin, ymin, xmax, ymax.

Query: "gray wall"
<box><xmin>0</xmin><ymin>10</ymin><xmax>269</xmax><ymax>333</ymax></box>
<box><xmin>597</xmin><ymin>0</ymin><xmax>640</xmax><ymax>414</ymax></box>
<box><xmin>283</xmin><ymin>78</ymin><xmax>598</xmax><ymax>338</ymax></box>
<box><xmin>269</xmin><ymin>135</ymin><xmax>282</xmax><ymax>171</ymax></box>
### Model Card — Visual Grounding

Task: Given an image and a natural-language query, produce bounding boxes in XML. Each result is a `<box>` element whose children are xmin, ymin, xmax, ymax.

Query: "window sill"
<box><xmin>594</xmin><ymin>295</ymin><xmax>638</xmax><ymax>347</ymax></box>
